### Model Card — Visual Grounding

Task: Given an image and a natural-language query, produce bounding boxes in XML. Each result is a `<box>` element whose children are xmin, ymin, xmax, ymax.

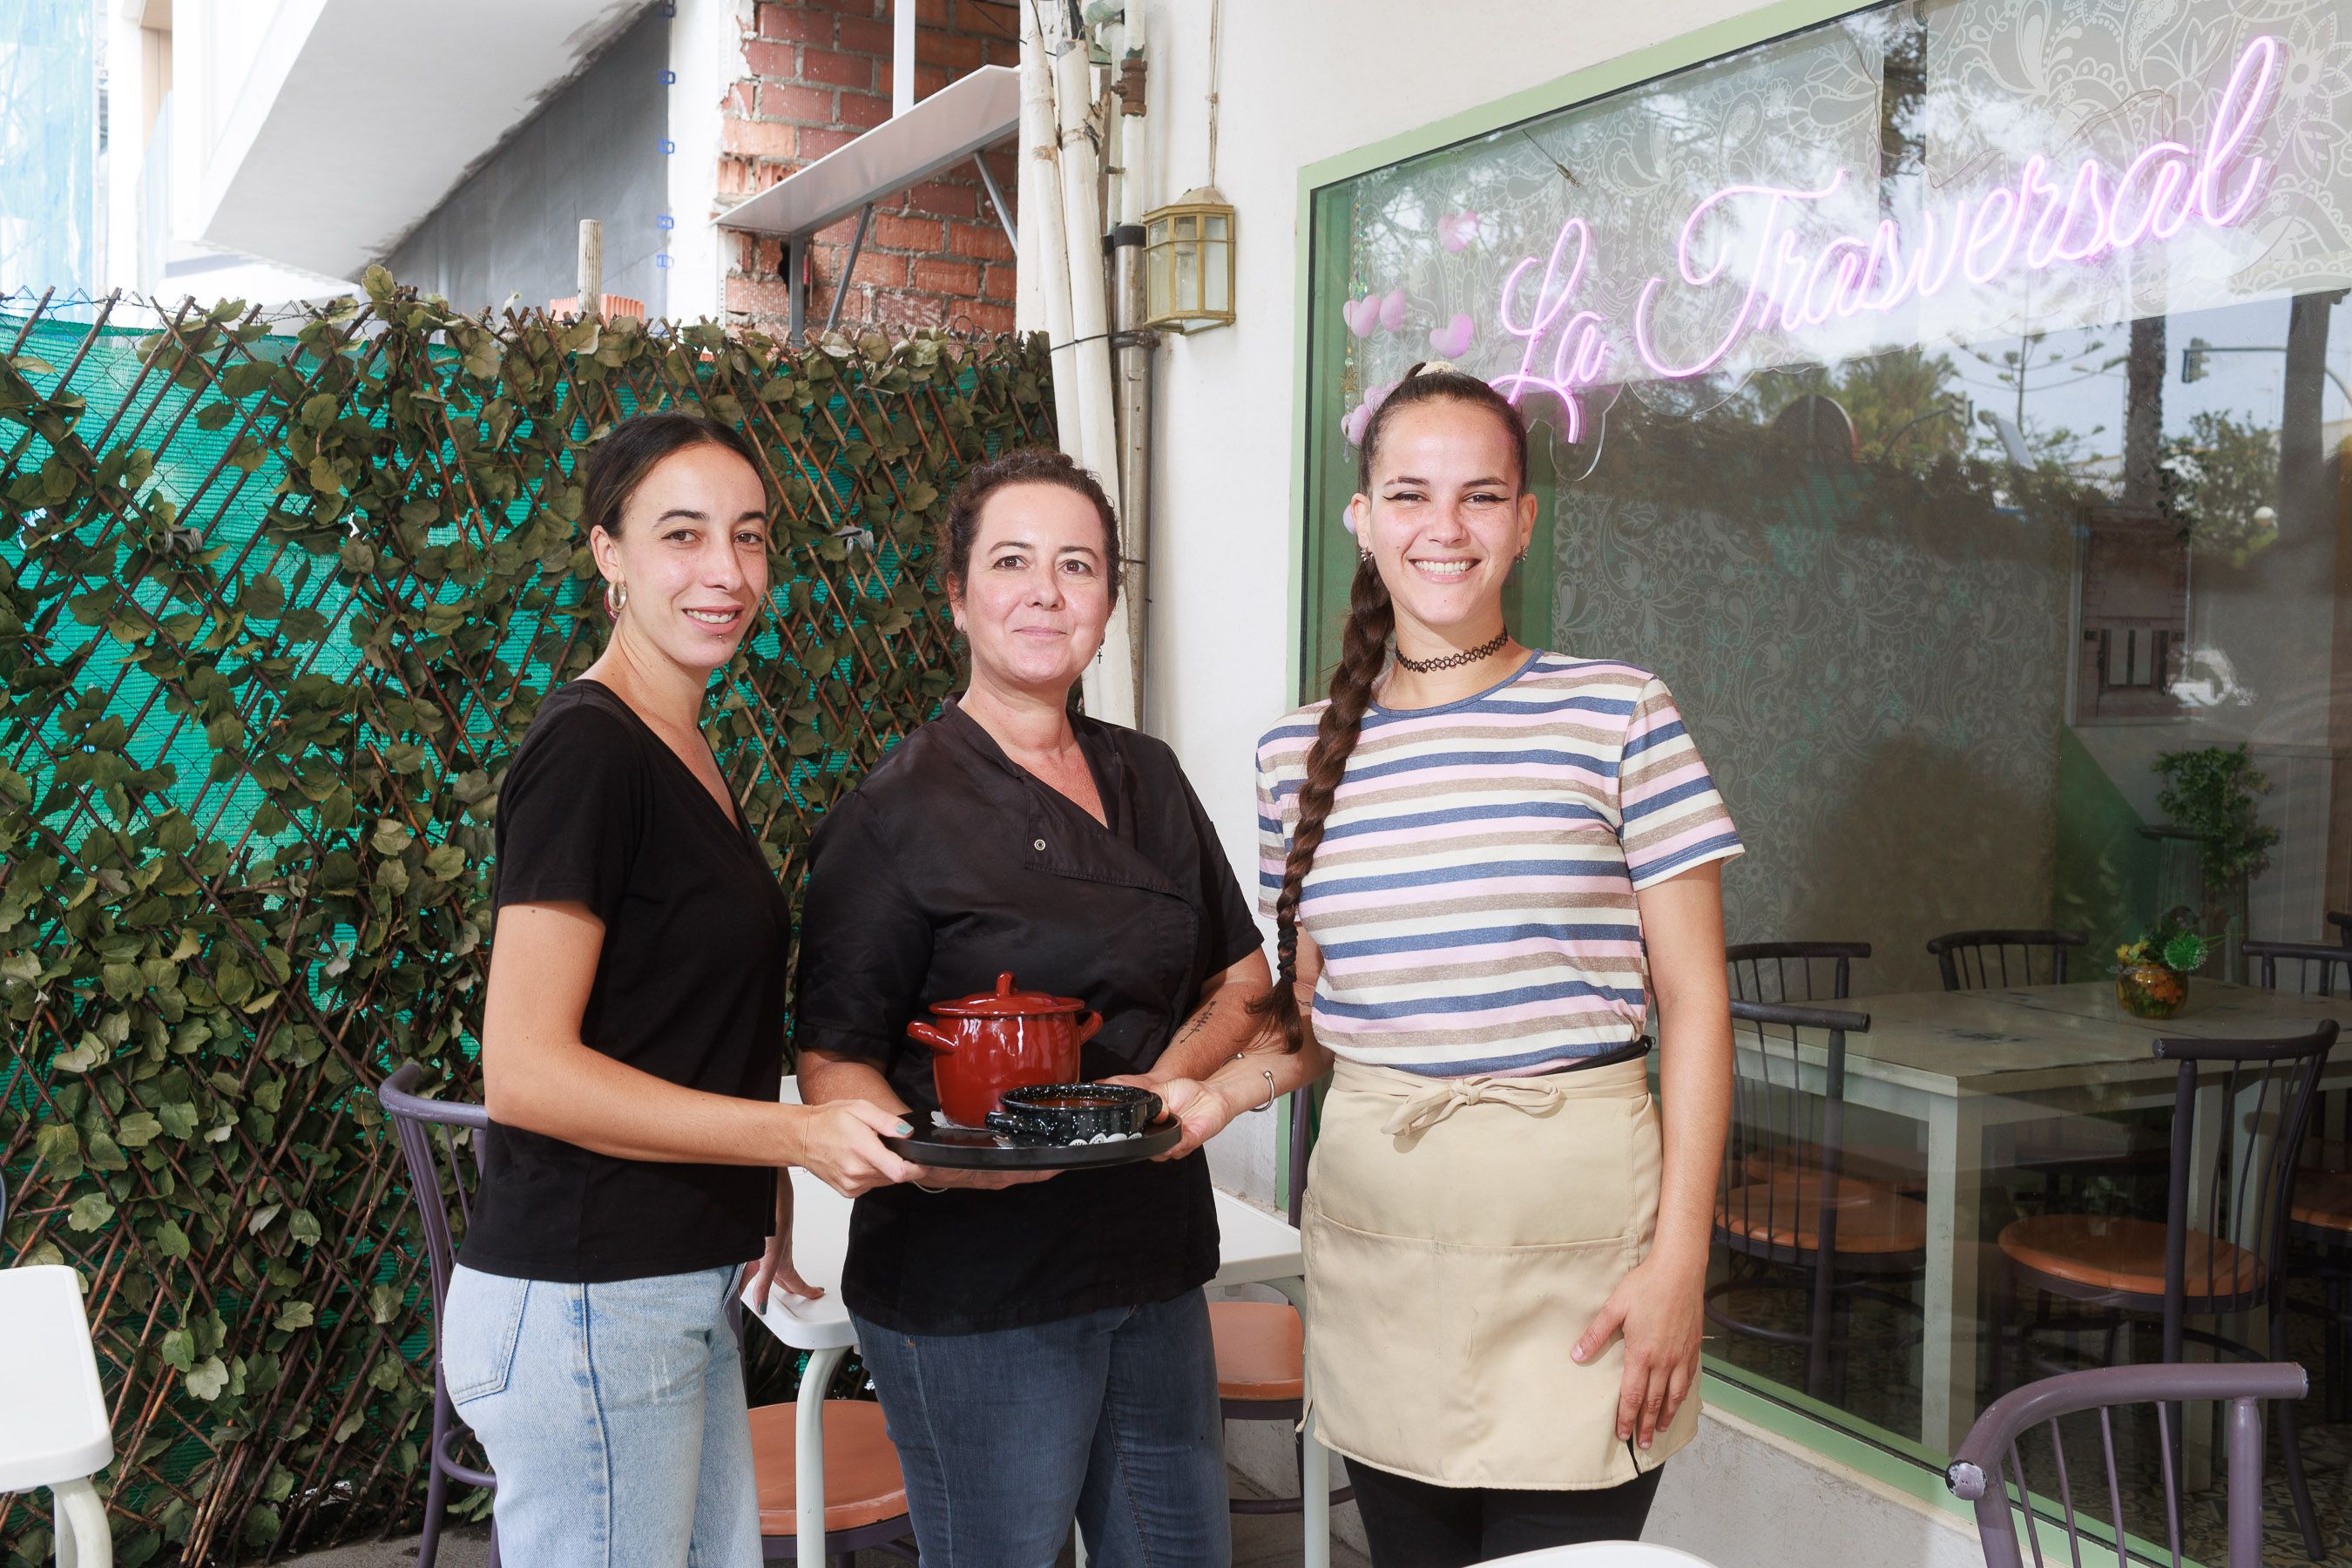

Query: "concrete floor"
<box><xmin>280</xmin><ymin>1473</ymin><xmax>1369</xmax><ymax>1568</ymax></box>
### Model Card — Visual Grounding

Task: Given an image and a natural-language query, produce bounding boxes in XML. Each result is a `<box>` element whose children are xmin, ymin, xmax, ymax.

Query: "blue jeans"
<box><xmin>852</xmin><ymin>1289</ymin><xmax>1230</xmax><ymax>1568</ymax></box>
<box><xmin>443</xmin><ymin>1262</ymin><xmax>758</xmax><ymax>1568</ymax></box>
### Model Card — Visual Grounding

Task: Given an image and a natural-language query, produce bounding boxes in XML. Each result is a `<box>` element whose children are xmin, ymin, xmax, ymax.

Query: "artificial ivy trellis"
<box><xmin>0</xmin><ymin>271</ymin><xmax>1050</xmax><ymax>1565</ymax></box>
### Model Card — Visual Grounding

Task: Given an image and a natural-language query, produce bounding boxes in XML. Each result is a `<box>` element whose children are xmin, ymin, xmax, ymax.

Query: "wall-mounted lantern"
<box><xmin>1142</xmin><ymin>186</ymin><xmax>1234</xmax><ymax>335</ymax></box>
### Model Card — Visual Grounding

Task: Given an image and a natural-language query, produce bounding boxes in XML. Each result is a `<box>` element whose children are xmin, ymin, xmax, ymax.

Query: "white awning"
<box><xmin>189</xmin><ymin>0</ymin><xmax>646</xmax><ymax>281</ymax></box>
<box><xmin>713</xmin><ymin>64</ymin><xmax>1019</xmax><ymax>239</ymax></box>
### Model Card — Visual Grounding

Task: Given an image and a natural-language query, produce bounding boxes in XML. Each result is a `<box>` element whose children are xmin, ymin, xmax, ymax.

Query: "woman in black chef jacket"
<box><xmin>794</xmin><ymin>448</ymin><xmax>1274</xmax><ymax>1568</ymax></box>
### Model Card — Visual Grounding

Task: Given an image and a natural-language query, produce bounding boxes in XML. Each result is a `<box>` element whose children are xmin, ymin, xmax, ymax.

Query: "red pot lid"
<box><xmin>927</xmin><ymin>971</ymin><xmax>1089</xmax><ymax>1017</ymax></box>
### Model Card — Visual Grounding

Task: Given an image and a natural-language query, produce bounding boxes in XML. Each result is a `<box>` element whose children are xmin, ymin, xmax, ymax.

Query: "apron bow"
<box><xmin>1381</xmin><ymin>1075</ymin><xmax>1565</xmax><ymax>1135</ymax></box>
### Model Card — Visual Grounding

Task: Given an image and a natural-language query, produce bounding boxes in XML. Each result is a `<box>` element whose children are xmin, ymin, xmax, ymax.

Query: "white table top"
<box><xmin>1762</xmin><ymin>981</ymin><xmax>2352</xmax><ymax>1099</ymax></box>
<box><xmin>745</xmin><ymin>1172</ymin><xmax>1304</xmax><ymax>1352</ymax></box>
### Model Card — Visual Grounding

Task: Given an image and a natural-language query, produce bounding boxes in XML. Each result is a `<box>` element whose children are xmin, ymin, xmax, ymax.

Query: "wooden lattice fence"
<box><xmin>0</xmin><ymin>274</ymin><xmax>1051</xmax><ymax>1565</ymax></box>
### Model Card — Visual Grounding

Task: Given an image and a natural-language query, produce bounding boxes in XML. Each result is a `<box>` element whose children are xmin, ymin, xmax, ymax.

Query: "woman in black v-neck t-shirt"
<box><xmin>438</xmin><ymin>416</ymin><xmax>917</xmax><ymax>1568</ymax></box>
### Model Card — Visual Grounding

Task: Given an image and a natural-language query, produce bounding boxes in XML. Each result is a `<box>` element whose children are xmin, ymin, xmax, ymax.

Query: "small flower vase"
<box><xmin>2116</xmin><ymin>962</ymin><xmax>2188</xmax><ymax>1020</ymax></box>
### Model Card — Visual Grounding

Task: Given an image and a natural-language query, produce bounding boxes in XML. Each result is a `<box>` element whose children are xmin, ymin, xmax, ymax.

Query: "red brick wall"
<box><xmin>720</xmin><ymin>0</ymin><xmax>1020</xmax><ymax>337</ymax></box>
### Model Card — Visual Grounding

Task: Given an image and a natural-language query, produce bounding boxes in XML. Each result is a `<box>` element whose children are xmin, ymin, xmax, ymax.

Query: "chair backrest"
<box><xmin>2327</xmin><ymin>909</ymin><xmax>2352</xmax><ymax>948</ymax></box>
<box><xmin>375</xmin><ymin>1064</ymin><xmax>490</xmax><ymax>1347</ymax></box>
<box><xmin>1726</xmin><ymin>941</ymin><xmax>1869</xmax><ymax>1004</ymax></box>
<box><xmin>1947</xmin><ymin>1360</ymin><xmax>2305</xmax><ymax>1568</ymax></box>
<box><xmin>1283</xmin><ymin>1078</ymin><xmax>1314</xmax><ymax>1227</ymax></box>
<box><xmin>2243</xmin><ymin>937</ymin><xmax>2352</xmax><ymax>998</ymax></box>
<box><xmin>2153</xmin><ymin>1024</ymin><xmax>2338</xmax><ymax>1326</ymax></box>
<box><xmin>1926</xmin><ymin>929</ymin><xmax>2087</xmax><ymax>991</ymax></box>
<box><xmin>1720</xmin><ymin>998</ymin><xmax>1872</xmax><ymax>1288</ymax></box>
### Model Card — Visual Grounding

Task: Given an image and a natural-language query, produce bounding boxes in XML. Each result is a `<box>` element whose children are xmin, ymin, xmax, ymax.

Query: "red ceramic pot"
<box><xmin>906</xmin><ymin>972</ymin><xmax>1105</xmax><ymax>1128</ymax></box>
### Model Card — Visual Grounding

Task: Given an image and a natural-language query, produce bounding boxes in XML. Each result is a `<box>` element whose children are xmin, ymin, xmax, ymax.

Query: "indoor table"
<box><xmin>1736</xmin><ymin>979</ymin><xmax>2352</xmax><ymax>1456</ymax></box>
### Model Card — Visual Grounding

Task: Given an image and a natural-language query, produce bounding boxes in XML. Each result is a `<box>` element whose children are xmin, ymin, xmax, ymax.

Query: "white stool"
<box><xmin>1480</xmin><ymin>1544</ymin><xmax>1722</xmax><ymax>1566</ymax></box>
<box><xmin>0</xmin><ymin>1266</ymin><xmax>115</xmax><ymax>1567</ymax></box>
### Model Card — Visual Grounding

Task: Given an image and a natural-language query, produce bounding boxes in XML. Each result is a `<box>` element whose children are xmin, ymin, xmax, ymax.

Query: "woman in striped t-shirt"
<box><xmin>1251</xmin><ymin>366</ymin><xmax>1737</xmax><ymax>1565</ymax></box>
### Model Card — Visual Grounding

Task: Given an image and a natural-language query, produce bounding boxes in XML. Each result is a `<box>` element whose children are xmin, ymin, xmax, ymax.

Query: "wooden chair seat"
<box><xmin>748</xmin><ymin>1399</ymin><xmax>909</xmax><ymax>1537</ymax></box>
<box><xmin>1730</xmin><ymin>1160</ymin><xmax>1886</xmax><ymax>1209</ymax></box>
<box><xmin>1211</xmin><ymin>1300</ymin><xmax>1303</xmax><ymax>1402</ymax></box>
<box><xmin>1998</xmin><ymin>1214</ymin><xmax>2265</xmax><ymax>1299</ymax></box>
<box><xmin>2291</xmin><ymin>1170</ymin><xmax>2352</xmax><ymax>1232</ymax></box>
<box><xmin>1715</xmin><ymin>1183</ymin><xmax>1927</xmax><ymax>1254</ymax></box>
<box><xmin>1742</xmin><ymin>1144</ymin><xmax>1924</xmax><ymax>1193</ymax></box>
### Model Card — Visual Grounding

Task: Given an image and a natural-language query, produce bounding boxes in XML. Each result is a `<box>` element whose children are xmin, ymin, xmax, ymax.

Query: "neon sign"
<box><xmin>1484</xmin><ymin>33</ymin><xmax>2283</xmax><ymax>436</ymax></box>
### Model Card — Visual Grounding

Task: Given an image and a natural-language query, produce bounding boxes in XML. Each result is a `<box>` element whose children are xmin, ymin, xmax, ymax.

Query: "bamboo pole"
<box><xmin>577</xmin><ymin>220</ymin><xmax>603</xmax><ymax>321</ymax></box>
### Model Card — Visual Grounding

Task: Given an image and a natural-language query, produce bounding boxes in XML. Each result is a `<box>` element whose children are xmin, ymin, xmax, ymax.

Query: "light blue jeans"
<box><xmin>443</xmin><ymin>1262</ymin><xmax>759</xmax><ymax>1568</ymax></box>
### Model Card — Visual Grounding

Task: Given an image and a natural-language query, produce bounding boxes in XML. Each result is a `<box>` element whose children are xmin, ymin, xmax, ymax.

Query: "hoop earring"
<box><xmin>1515</xmin><ymin>548</ymin><xmax>1528</xmax><ymax>566</ymax></box>
<box><xmin>1358</xmin><ymin>547</ymin><xmax>1373</xmax><ymax>564</ymax></box>
<box><xmin>605</xmin><ymin>578</ymin><xmax>628</xmax><ymax>619</ymax></box>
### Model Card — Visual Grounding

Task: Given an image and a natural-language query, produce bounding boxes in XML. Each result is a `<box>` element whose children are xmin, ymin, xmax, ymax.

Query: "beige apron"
<box><xmin>1301</xmin><ymin>1055</ymin><xmax>1697</xmax><ymax>1490</ymax></box>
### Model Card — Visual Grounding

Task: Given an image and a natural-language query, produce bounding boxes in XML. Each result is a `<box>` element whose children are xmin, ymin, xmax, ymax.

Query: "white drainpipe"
<box><xmin>1047</xmin><ymin>14</ymin><xmax>1136</xmax><ymax>727</ymax></box>
<box><xmin>1110</xmin><ymin>4</ymin><xmax>1152</xmax><ymax>724</ymax></box>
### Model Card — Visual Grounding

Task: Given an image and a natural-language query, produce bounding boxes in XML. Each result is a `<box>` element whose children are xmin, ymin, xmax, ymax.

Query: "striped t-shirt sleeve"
<box><xmin>1618</xmin><ymin>676</ymin><xmax>1743</xmax><ymax>890</ymax></box>
<box><xmin>1254</xmin><ymin>741</ymin><xmax>1291</xmax><ymax>921</ymax></box>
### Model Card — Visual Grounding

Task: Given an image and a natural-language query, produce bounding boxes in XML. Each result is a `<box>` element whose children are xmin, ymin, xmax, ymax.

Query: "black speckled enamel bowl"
<box><xmin>984</xmin><ymin>1082</ymin><xmax>1163</xmax><ymax>1144</ymax></box>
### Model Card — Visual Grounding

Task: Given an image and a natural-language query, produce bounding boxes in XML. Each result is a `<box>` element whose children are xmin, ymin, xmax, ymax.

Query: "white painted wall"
<box><xmin>1015</xmin><ymin>4</ymin><xmax>2032</xmax><ymax>1559</ymax></box>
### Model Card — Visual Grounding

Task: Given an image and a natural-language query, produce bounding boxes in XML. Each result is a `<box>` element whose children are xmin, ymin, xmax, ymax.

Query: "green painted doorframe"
<box><xmin>1282</xmin><ymin>0</ymin><xmax>1881</xmax><ymax>699</ymax></box>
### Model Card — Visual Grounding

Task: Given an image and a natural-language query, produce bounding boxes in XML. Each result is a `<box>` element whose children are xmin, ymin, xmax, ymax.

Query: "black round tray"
<box><xmin>883</xmin><ymin>1112</ymin><xmax>1181</xmax><ymax>1171</ymax></box>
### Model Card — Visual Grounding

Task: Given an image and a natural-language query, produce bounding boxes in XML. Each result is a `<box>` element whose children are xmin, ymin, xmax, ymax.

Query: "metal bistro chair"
<box><xmin>1711</xmin><ymin>997</ymin><xmax>1927</xmax><ymax>1404</ymax></box>
<box><xmin>1212</xmin><ymin>1085</ymin><xmax>1351</xmax><ymax>1527</ymax></box>
<box><xmin>376</xmin><ymin>1064</ymin><xmax>501</xmax><ymax>1568</ymax></box>
<box><xmin>2326</xmin><ymin>910</ymin><xmax>2352</xmax><ymax>948</ymax></box>
<box><xmin>1926</xmin><ymin>929</ymin><xmax>2088</xmax><ymax>992</ymax></box>
<box><xmin>377</xmin><ymin>1064</ymin><xmax>915</xmax><ymax>1566</ymax></box>
<box><xmin>1725</xmin><ymin>942</ymin><xmax>1923</xmax><ymax>1193</ymax></box>
<box><xmin>1947</xmin><ymin>1361</ymin><xmax>2308</xmax><ymax>1568</ymax></box>
<box><xmin>1930</xmin><ymin>926</ymin><xmax>2161</xmax><ymax>1209</ymax></box>
<box><xmin>2245</xmin><ymin>940</ymin><xmax>2352</xmax><ymax>1173</ymax></box>
<box><xmin>2245</xmin><ymin>938</ymin><xmax>2352</xmax><ymax>1001</ymax></box>
<box><xmin>2245</xmin><ymin>939</ymin><xmax>2352</xmax><ymax>1420</ymax></box>
<box><xmin>1987</xmin><ymin>1022</ymin><xmax>2339</xmax><ymax>1560</ymax></box>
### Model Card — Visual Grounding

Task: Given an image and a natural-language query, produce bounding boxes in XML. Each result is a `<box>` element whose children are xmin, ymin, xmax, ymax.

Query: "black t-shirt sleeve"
<box><xmin>493</xmin><ymin>705</ymin><xmax>643</xmax><ymax>927</ymax></box>
<box><xmin>792</xmin><ymin>790</ymin><xmax>932</xmax><ymax>1066</ymax></box>
<box><xmin>1175</xmin><ymin>761</ymin><xmax>1264</xmax><ymax>976</ymax></box>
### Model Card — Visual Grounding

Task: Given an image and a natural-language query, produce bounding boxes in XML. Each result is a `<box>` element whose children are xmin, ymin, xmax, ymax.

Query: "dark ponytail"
<box><xmin>1248</xmin><ymin>364</ymin><xmax>1529</xmax><ymax>1051</ymax></box>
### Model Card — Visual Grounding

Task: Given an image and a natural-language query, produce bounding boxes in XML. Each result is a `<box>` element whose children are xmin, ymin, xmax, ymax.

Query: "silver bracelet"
<box><xmin>1250</xmin><ymin>1066</ymin><xmax>1276</xmax><ymax>1112</ymax></box>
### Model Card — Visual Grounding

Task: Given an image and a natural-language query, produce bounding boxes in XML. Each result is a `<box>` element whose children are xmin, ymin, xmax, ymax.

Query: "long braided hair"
<box><xmin>1249</xmin><ymin>367</ymin><xmax>1531</xmax><ymax>1051</ymax></box>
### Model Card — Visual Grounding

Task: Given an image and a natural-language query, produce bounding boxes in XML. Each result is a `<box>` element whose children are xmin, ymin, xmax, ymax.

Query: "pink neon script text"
<box><xmin>1489</xmin><ymin>32</ymin><xmax>2282</xmax><ymax>421</ymax></box>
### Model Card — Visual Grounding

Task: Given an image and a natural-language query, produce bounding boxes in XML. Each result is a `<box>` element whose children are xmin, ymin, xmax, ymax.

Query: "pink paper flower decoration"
<box><xmin>1428</xmin><ymin>313</ymin><xmax>1475</xmax><ymax>358</ymax></box>
<box><xmin>1342</xmin><ymin>377</ymin><xmax>1402</xmax><ymax>448</ymax></box>
<box><xmin>1438</xmin><ymin>211</ymin><xmax>1482</xmax><ymax>252</ymax></box>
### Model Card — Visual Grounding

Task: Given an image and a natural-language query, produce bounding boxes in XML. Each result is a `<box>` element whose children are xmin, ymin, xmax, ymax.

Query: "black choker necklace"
<box><xmin>1394</xmin><ymin>629</ymin><xmax>1511</xmax><ymax>673</ymax></box>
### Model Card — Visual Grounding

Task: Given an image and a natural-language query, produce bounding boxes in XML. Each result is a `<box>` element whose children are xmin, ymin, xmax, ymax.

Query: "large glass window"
<box><xmin>1305</xmin><ymin>2</ymin><xmax>2352</xmax><ymax>1554</ymax></box>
